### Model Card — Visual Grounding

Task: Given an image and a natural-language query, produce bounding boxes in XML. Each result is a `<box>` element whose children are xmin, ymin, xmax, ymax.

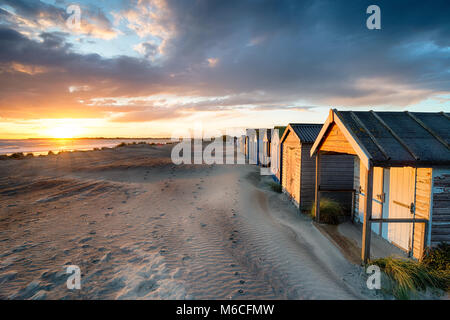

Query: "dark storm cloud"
<box><xmin>0</xmin><ymin>0</ymin><xmax>449</xmax><ymax>121</ymax></box>
<box><xmin>162</xmin><ymin>0</ymin><xmax>450</xmax><ymax>98</ymax></box>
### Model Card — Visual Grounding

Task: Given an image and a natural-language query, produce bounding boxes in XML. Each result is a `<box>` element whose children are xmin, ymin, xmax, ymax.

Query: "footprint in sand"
<box><xmin>135</xmin><ymin>279</ymin><xmax>159</xmax><ymax>297</ymax></box>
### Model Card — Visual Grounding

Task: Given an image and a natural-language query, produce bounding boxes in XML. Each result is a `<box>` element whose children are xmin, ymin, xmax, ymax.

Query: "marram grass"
<box><xmin>311</xmin><ymin>198</ymin><xmax>344</xmax><ymax>225</ymax></box>
<box><xmin>369</xmin><ymin>256</ymin><xmax>449</xmax><ymax>299</ymax></box>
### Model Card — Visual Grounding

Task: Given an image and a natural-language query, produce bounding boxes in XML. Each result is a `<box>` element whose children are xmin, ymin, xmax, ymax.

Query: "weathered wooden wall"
<box><xmin>300</xmin><ymin>144</ymin><xmax>315</xmax><ymax>211</ymax></box>
<box><xmin>319</xmin><ymin>123</ymin><xmax>357</xmax><ymax>155</ymax></box>
<box><xmin>270</xmin><ymin>131</ymin><xmax>282</xmax><ymax>182</ymax></box>
<box><xmin>431</xmin><ymin>168</ymin><xmax>450</xmax><ymax>246</ymax></box>
<box><xmin>281</xmin><ymin>130</ymin><xmax>301</xmax><ymax>207</ymax></box>
<box><xmin>299</xmin><ymin>146</ymin><xmax>354</xmax><ymax>212</ymax></box>
<box><xmin>413</xmin><ymin>168</ymin><xmax>432</xmax><ymax>259</ymax></box>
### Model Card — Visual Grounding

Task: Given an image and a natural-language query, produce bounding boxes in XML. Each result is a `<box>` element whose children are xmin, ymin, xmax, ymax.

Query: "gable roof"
<box><xmin>281</xmin><ymin>123</ymin><xmax>323</xmax><ymax>144</ymax></box>
<box><xmin>310</xmin><ymin>109</ymin><xmax>450</xmax><ymax>168</ymax></box>
<box><xmin>262</xmin><ymin>129</ymin><xmax>273</xmax><ymax>142</ymax></box>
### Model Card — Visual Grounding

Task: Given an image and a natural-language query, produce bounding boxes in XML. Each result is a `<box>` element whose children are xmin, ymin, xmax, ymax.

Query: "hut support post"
<box><xmin>362</xmin><ymin>165</ymin><xmax>373</xmax><ymax>264</ymax></box>
<box><xmin>315</xmin><ymin>152</ymin><xmax>321</xmax><ymax>222</ymax></box>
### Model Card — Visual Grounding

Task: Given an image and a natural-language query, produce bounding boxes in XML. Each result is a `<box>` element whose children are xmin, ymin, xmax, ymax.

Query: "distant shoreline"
<box><xmin>0</xmin><ymin>138</ymin><xmax>175</xmax><ymax>156</ymax></box>
<box><xmin>1</xmin><ymin>137</ymin><xmax>173</xmax><ymax>140</ymax></box>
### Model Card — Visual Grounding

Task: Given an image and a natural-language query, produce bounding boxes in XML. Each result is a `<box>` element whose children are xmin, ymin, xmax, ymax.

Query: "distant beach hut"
<box><xmin>238</xmin><ymin>135</ymin><xmax>246</xmax><ymax>155</ymax></box>
<box><xmin>246</xmin><ymin>129</ymin><xmax>259</xmax><ymax>165</ymax></box>
<box><xmin>261</xmin><ymin>129</ymin><xmax>273</xmax><ymax>167</ymax></box>
<box><xmin>270</xmin><ymin>126</ymin><xmax>286</xmax><ymax>183</ymax></box>
<box><xmin>281</xmin><ymin>123</ymin><xmax>355</xmax><ymax>212</ymax></box>
<box><xmin>310</xmin><ymin>109</ymin><xmax>450</xmax><ymax>262</ymax></box>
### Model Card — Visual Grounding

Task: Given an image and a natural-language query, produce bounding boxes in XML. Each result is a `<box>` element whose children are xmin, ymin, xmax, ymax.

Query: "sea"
<box><xmin>0</xmin><ymin>138</ymin><xmax>172</xmax><ymax>156</ymax></box>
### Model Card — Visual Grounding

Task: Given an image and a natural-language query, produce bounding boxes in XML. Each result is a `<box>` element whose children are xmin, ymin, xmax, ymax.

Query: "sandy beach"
<box><xmin>0</xmin><ymin>143</ymin><xmax>377</xmax><ymax>299</ymax></box>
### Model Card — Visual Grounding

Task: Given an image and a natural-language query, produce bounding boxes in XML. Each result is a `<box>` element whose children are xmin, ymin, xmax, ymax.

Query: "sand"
<box><xmin>0</xmin><ymin>143</ymin><xmax>379</xmax><ymax>299</ymax></box>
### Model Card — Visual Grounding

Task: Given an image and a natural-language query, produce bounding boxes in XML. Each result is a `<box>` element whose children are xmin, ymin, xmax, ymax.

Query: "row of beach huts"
<box><xmin>237</xmin><ymin>109</ymin><xmax>450</xmax><ymax>263</ymax></box>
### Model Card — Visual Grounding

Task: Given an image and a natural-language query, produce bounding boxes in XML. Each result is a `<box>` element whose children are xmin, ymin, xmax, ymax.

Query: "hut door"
<box><xmin>371</xmin><ymin>167</ymin><xmax>385</xmax><ymax>235</ymax></box>
<box><xmin>388</xmin><ymin>167</ymin><xmax>415</xmax><ymax>252</ymax></box>
<box><xmin>287</xmin><ymin>147</ymin><xmax>295</xmax><ymax>196</ymax></box>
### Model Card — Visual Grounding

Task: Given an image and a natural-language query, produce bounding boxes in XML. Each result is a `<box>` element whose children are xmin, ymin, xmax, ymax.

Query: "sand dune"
<box><xmin>0</xmin><ymin>144</ymin><xmax>378</xmax><ymax>299</ymax></box>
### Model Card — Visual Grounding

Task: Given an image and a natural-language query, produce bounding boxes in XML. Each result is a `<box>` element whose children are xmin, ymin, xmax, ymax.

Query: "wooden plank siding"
<box><xmin>413</xmin><ymin>168</ymin><xmax>432</xmax><ymax>259</ymax></box>
<box><xmin>281</xmin><ymin>130</ymin><xmax>301</xmax><ymax>207</ymax></box>
<box><xmin>300</xmin><ymin>144</ymin><xmax>315</xmax><ymax>211</ymax></box>
<box><xmin>282</xmin><ymin>129</ymin><xmax>355</xmax><ymax>212</ymax></box>
<box><xmin>270</xmin><ymin>132</ymin><xmax>280</xmax><ymax>180</ymax></box>
<box><xmin>318</xmin><ymin>153</ymin><xmax>355</xmax><ymax>214</ymax></box>
<box><xmin>319</xmin><ymin>123</ymin><xmax>357</xmax><ymax>155</ymax></box>
<box><xmin>353</xmin><ymin>157</ymin><xmax>361</xmax><ymax>220</ymax></box>
<box><xmin>431</xmin><ymin>169</ymin><xmax>450</xmax><ymax>246</ymax></box>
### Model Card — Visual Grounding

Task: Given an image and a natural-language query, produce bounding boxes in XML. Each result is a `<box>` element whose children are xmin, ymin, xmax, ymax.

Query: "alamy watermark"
<box><xmin>366</xmin><ymin>264</ymin><xmax>381</xmax><ymax>290</ymax></box>
<box><xmin>366</xmin><ymin>5</ymin><xmax>381</xmax><ymax>30</ymax></box>
<box><xmin>170</xmin><ymin>123</ymin><xmax>273</xmax><ymax>174</ymax></box>
<box><xmin>66</xmin><ymin>265</ymin><xmax>81</xmax><ymax>290</ymax></box>
<box><xmin>66</xmin><ymin>4</ymin><xmax>81</xmax><ymax>30</ymax></box>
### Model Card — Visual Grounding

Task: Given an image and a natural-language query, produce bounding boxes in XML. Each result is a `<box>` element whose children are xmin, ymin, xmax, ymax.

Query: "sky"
<box><xmin>0</xmin><ymin>0</ymin><xmax>449</xmax><ymax>138</ymax></box>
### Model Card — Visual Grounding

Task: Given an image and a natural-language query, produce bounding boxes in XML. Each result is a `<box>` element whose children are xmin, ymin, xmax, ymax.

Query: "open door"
<box><xmin>371</xmin><ymin>167</ymin><xmax>385</xmax><ymax>235</ymax></box>
<box><xmin>388</xmin><ymin>167</ymin><xmax>415</xmax><ymax>252</ymax></box>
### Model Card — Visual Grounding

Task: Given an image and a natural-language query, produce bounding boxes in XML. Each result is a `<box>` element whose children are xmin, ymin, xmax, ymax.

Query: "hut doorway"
<box><xmin>388</xmin><ymin>167</ymin><xmax>416</xmax><ymax>251</ymax></box>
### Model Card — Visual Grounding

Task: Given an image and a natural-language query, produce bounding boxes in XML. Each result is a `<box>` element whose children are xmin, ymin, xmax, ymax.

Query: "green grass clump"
<box><xmin>370</xmin><ymin>256</ymin><xmax>449</xmax><ymax>299</ymax></box>
<box><xmin>311</xmin><ymin>198</ymin><xmax>344</xmax><ymax>224</ymax></box>
<box><xmin>267</xmin><ymin>181</ymin><xmax>282</xmax><ymax>193</ymax></box>
<box><xmin>422</xmin><ymin>242</ymin><xmax>450</xmax><ymax>273</ymax></box>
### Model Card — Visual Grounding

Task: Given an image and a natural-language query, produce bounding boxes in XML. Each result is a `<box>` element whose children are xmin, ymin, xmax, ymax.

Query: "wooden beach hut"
<box><xmin>246</xmin><ymin>129</ymin><xmax>259</xmax><ymax>165</ymax></box>
<box><xmin>310</xmin><ymin>109</ymin><xmax>450</xmax><ymax>262</ymax></box>
<box><xmin>280</xmin><ymin>124</ymin><xmax>355</xmax><ymax>212</ymax></box>
<box><xmin>261</xmin><ymin>129</ymin><xmax>273</xmax><ymax>167</ymax></box>
<box><xmin>238</xmin><ymin>135</ymin><xmax>246</xmax><ymax>155</ymax></box>
<box><xmin>270</xmin><ymin>126</ymin><xmax>287</xmax><ymax>183</ymax></box>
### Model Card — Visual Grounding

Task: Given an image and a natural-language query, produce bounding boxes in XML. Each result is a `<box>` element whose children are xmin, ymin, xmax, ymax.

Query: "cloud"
<box><xmin>0</xmin><ymin>0</ymin><xmax>449</xmax><ymax>127</ymax></box>
<box><xmin>0</xmin><ymin>0</ymin><xmax>119</xmax><ymax>40</ymax></box>
<box><xmin>134</xmin><ymin>41</ymin><xmax>161</xmax><ymax>60</ymax></box>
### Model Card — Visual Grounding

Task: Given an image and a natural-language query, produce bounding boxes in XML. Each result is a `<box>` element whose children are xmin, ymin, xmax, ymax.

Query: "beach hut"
<box><xmin>270</xmin><ymin>126</ymin><xmax>287</xmax><ymax>183</ymax></box>
<box><xmin>238</xmin><ymin>135</ymin><xmax>246</xmax><ymax>155</ymax></box>
<box><xmin>246</xmin><ymin>129</ymin><xmax>259</xmax><ymax>165</ymax></box>
<box><xmin>261</xmin><ymin>129</ymin><xmax>273</xmax><ymax>167</ymax></box>
<box><xmin>280</xmin><ymin>124</ymin><xmax>355</xmax><ymax>212</ymax></box>
<box><xmin>310</xmin><ymin>109</ymin><xmax>450</xmax><ymax>262</ymax></box>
